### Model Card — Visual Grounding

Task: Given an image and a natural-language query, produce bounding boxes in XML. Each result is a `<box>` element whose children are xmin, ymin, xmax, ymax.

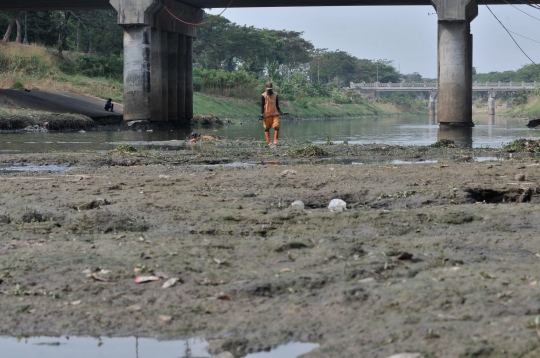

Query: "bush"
<box><xmin>11</xmin><ymin>81</ymin><xmax>24</xmax><ymax>89</ymax></box>
<box><xmin>60</xmin><ymin>54</ymin><xmax>123</xmax><ymax>80</ymax></box>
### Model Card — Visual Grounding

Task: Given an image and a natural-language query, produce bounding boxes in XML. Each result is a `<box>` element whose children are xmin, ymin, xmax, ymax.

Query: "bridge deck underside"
<box><xmin>0</xmin><ymin>0</ymin><xmax>509</xmax><ymax>11</ymax></box>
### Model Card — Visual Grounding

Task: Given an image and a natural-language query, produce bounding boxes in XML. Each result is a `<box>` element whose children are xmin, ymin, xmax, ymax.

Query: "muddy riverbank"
<box><xmin>1</xmin><ymin>142</ymin><xmax>540</xmax><ymax>358</ymax></box>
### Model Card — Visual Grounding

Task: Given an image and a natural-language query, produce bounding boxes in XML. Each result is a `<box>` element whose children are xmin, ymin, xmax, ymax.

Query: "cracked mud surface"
<box><xmin>1</xmin><ymin>143</ymin><xmax>540</xmax><ymax>357</ymax></box>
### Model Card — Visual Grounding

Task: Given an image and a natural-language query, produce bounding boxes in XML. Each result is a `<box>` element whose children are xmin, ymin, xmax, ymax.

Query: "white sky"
<box><xmin>208</xmin><ymin>4</ymin><xmax>540</xmax><ymax>78</ymax></box>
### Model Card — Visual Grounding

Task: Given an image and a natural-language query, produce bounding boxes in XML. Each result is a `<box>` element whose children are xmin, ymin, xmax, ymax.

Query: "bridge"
<box><xmin>0</xmin><ymin>1</ymin><xmax>515</xmax><ymax>126</ymax></box>
<box><xmin>350</xmin><ymin>81</ymin><xmax>540</xmax><ymax>92</ymax></box>
<box><xmin>351</xmin><ymin>81</ymin><xmax>540</xmax><ymax>115</ymax></box>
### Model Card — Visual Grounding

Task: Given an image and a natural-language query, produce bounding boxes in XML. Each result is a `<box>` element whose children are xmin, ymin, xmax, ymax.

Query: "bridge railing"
<box><xmin>350</xmin><ymin>81</ymin><xmax>539</xmax><ymax>90</ymax></box>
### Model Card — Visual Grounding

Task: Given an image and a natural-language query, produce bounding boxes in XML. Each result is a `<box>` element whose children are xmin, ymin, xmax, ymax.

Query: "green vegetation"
<box><xmin>503</xmin><ymin>139</ymin><xmax>540</xmax><ymax>153</ymax></box>
<box><xmin>474</xmin><ymin>64</ymin><xmax>540</xmax><ymax>83</ymax></box>
<box><xmin>0</xmin><ymin>10</ymin><xmax>429</xmax><ymax>120</ymax></box>
<box><xmin>289</xmin><ymin>144</ymin><xmax>330</xmax><ymax>158</ymax></box>
<box><xmin>429</xmin><ymin>139</ymin><xmax>456</xmax><ymax>148</ymax></box>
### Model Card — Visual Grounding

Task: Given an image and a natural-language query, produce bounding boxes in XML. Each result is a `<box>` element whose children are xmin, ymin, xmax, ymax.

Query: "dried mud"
<box><xmin>1</xmin><ymin>143</ymin><xmax>540</xmax><ymax>358</ymax></box>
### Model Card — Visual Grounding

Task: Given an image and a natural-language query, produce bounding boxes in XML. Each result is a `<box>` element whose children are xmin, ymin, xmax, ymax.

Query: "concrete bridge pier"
<box><xmin>431</xmin><ymin>0</ymin><xmax>477</xmax><ymax>126</ymax></box>
<box><xmin>488</xmin><ymin>89</ymin><xmax>496</xmax><ymax>115</ymax></box>
<box><xmin>428</xmin><ymin>90</ymin><xmax>437</xmax><ymax>117</ymax></box>
<box><xmin>110</xmin><ymin>0</ymin><xmax>203</xmax><ymax>123</ymax></box>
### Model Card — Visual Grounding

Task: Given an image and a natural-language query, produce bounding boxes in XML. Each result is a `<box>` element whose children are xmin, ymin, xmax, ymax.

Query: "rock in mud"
<box><xmin>515</xmin><ymin>173</ymin><xmax>526</xmax><ymax>181</ymax></box>
<box><xmin>275</xmin><ymin>241</ymin><xmax>310</xmax><ymax>252</ymax></box>
<box><xmin>76</xmin><ymin>198</ymin><xmax>110</xmax><ymax>211</ymax></box>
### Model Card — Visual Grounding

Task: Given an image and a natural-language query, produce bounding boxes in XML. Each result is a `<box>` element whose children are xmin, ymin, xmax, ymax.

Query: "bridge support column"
<box><xmin>431</xmin><ymin>0</ymin><xmax>477</xmax><ymax>126</ymax></box>
<box><xmin>110</xmin><ymin>0</ymin><xmax>203</xmax><ymax>123</ymax></box>
<box><xmin>167</xmin><ymin>33</ymin><xmax>178</xmax><ymax>120</ymax></box>
<box><xmin>429</xmin><ymin>90</ymin><xmax>437</xmax><ymax>117</ymax></box>
<box><xmin>122</xmin><ymin>26</ymin><xmax>151</xmax><ymax>121</ymax></box>
<box><xmin>488</xmin><ymin>89</ymin><xmax>496</xmax><ymax>115</ymax></box>
<box><xmin>177</xmin><ymin>34</ymin><xmax>187</xmax><ymax>120</ymax></box>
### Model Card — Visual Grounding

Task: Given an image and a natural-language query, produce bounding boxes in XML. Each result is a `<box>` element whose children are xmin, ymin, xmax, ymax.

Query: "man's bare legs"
<box><xmin>274</xmin><ymin>129</ymin><xmax>279</xmax><ymax>147</ymax></box>
<box><xmin>265</xmin><ymin>131</ymin><xmax>272</xmax><ymax>146</ymax></box>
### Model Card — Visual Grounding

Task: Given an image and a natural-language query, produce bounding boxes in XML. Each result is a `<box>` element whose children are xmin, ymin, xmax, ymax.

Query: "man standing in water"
<box><xmin>261</xmin><ymin>82</ymin><xmax>282</xmax><ymax>148</ymax></box>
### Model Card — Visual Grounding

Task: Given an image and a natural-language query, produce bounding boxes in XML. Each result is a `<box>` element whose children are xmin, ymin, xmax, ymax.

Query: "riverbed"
<box><xmin>1</xmin><ymin>115</ymin><xmax>540</xmax><ymax>358</ymax></box>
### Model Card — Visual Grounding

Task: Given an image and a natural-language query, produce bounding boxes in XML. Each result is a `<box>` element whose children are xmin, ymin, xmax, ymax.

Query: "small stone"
<box><xmin>515</xmin><ymin>173</ymin><xmax>526</xmax><ymax>181</ymax></box>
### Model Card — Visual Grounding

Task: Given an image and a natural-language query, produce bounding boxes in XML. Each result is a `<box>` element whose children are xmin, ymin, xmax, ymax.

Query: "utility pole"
<box><xmin>23</xmin><ymin>12</ymin><xmax>28</xmax><ymax>44</ymax></box>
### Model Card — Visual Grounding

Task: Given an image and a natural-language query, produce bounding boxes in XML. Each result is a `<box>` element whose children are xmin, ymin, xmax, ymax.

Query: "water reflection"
<box><xmin>437</xmin><ymin>125</ymin><xmax>473</xmax><ymax>147</ymax></box>
<box><xmin>1</xmin><ymin>336</ymin><xmax>319</xmax><ymax>358</ymax></box>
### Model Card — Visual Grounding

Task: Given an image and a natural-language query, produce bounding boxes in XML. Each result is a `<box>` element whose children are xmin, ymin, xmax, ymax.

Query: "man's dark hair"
<box><xmin>265</xmin><ymin>82</ymin><xmax>273</xmax><ymax>89</ymax></box>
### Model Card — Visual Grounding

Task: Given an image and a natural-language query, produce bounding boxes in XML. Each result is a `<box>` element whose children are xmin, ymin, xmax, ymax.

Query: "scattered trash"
<box><xmin>154</xmin><ymin>272</ymin><xmax>169</xmax><ymax>279</ymax></box>
<box><xmin>280</xmin><ymin>169</ymin><xmax>297</xmax><ymax>177</ymax></box>
<box><xmin>214</xmin><ymin>258</ymin><xmax>230</xmax><ymax>266</ymax></box>
<box><xmin>158</xmin><ymin>315</ymin><xmax>172</xmax><ymax>322</ymax></box>
<box><xmin>193</xmin><ymin>276</ymin><xmax>227</xmax><ymax>286</ymax></box>
<box><xmin>162</xmin><ymin>278</ymin><xmax>181</xmax><ymax>289</ymax></box>
<box><xmin>358</xmin><ymin>277</ymin><xmax>375</xmax><ymax>283</ymax></box>
<box><xmin>158</xmin><ymin>175</ymin><xmax>170</xmax><ymax>180</ymax></box>
<box><xmin>215</xmin><ymin>352</ymin><xmax>235</xmax><ymax>358</ymax></box>
<box><xmin>328</xmin><ymin>199</ymin><xmax>347</xmax><ymax>212</ymax></box>
<box><xmin>290</xmin><ymin>200</ymin><xmax>305</xmax><ymax>210</ymax></box>
<box><xmin>90</xmin><ymin>273</ymin><xmax>108</xmax><ymax>282</ymax></box>
<box><xmin>71</xmin><ymin>300</ymin><xmax>81</xmax><ymax>306</ymax></box>
<box><xmin>135</xmin><ymin>276</ymin><xmax>160</xmax><ymax>283</ymax></box>
<box><xmin>126</xmin><ymin>304</ymin><xmax>142</xmax><ymax>311</ymax></box>
<box><xmin>385</xmin><ymin>353</ymin><xmax>425</xmax><ymax>358</ymax></box>
<box><xmin>81</xmin><ymin>268</ymin><xmax>92</xmax><ymax>275</ymax></box>
<box><xmin>280</xmin><ymin>268</ymin><xmax>292</xmax><ymax>273</ymax></box>
<box><xmin>216</xmin><ymin>293</ymin><xmax>231</xmax><ymax>301</ymax></box>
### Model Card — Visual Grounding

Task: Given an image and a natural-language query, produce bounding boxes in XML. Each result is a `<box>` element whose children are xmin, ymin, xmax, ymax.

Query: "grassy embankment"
<box><xmin>505</xmin><ymin>95</ymin><xmax>540</xmax><ymax>119</ymax></box>
<box><xmin>0</xmin><ymin>42</ymin><xmax>419</xmax><ymax>128</ymax></box>
<box><xmin>193</xmin><ymin>92</ymin><xmax>407</xmax><ymax>121</ymax></box>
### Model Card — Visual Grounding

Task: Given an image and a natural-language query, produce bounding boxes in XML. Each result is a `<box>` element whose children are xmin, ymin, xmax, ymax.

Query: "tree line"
<box><xmin>0</xmin><ymin>10</ymin><xmax>468</xmax><ymax>111</ymax></box>
<box><xmin>0</xmin><ymin>10</ymin><xmax>122</xmax><ymax>57</ymax></box>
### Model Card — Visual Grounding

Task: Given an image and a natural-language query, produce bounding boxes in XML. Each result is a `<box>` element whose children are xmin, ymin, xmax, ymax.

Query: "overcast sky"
<box><xmin>208</xmin><ymin>4</ymin><xmax>540</xmax><ymax>79</ymax></box>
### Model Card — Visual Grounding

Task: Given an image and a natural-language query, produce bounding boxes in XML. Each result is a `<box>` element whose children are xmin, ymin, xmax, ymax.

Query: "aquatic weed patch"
<box><xmin>109</xmin><ymin>144</ymin><xmax>138</xmax><ymax>154</ymax></box>
<box><xmin>503</xmin><ymin>139</ymin><xmax>540</xmax><ymax>153</ymax></box>
<box><xmin>289</xmin><ymin>144</ymin><xmax>330</xmax><ymax>158</ymax></box>
<box><xmin>429</xmin><ymin>139</ymin><xmax>456</xmax><ymax>148</ymax></box>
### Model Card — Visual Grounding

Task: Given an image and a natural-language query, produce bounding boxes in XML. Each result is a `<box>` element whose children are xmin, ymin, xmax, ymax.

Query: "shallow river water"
<box><xmin>0</xmin><ymin>115</ymin><xmax>537</xmax><ymax>153</ymax></box>
<box><xmin>1</xmin><ymin>336</ymin><xmax>318</xmax><ymax>358</ymax></box>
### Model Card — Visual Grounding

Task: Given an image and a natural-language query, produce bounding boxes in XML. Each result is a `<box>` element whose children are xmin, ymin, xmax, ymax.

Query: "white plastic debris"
<box><xmin>328</xmin><ymin>199</ymin><xmax>347</xmax><ymax>212</ymax></box>
<box><xmin>291</xmin><ymin>200</ymin><xmax>305</xmax><ymax>210</ymax></box>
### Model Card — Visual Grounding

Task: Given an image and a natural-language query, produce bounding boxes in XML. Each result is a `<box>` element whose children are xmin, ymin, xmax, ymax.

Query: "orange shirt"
<box><xmin>262</xmin><ymin>92</ymin><xmax>280</xmax><ymax>117</ymax></box>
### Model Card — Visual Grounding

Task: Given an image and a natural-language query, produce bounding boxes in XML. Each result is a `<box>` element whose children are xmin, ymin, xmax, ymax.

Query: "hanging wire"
<box><xmin>504</xmin><ymin>0</ymin><xmax>540</xmax><ymax>21</ymax></box>
<box><xmin>509</xmin><ymin>30</ymin><xmax>540</xmax><ymax>43</ymax></box>
<box><xmin>164</xmin><ymin>0</ymin><xmax>234</xmax><ymax>26</ymax></box>
<box><xmin>514</xmin><ymin>0</ymin><xmax>540</xmax><ymax>10</ymax></box>
<box><xmin>485</xmin><ymin>3</ymin><xmax>538</xmax><ymax>65</ymax></box>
